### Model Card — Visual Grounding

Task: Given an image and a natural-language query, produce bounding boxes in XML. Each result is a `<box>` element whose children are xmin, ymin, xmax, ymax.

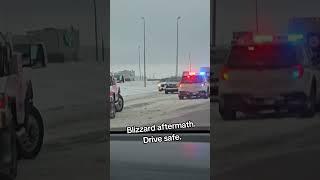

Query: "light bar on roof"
<box><xmin>253</xmin><ymin>35</ymin><xmax>273</xmax><ymax>43</ymax></box>
<box><xmin>288</xmin><ymin>34</ymin><xmax>304</xmax><ymax>42</ymax></box>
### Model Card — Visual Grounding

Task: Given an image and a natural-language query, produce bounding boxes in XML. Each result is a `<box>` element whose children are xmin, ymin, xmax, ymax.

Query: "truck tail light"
<box><xmin>0</xmin><ymin>94</ymin><xmax>7</xmax><ymax>109</ymax></box>
<box><xmin>220</xmin><ymin>65</ymin><xmax>230</xmax><ymax>80</ymax></box>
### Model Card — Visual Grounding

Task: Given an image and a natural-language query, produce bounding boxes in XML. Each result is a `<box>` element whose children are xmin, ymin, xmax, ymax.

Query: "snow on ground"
<box><xmin>30</xmin><ymin>62</ymin><xmax>106</xmax><ymax>112</ymax></box>
<box><xmin>117</xmin><ymin>80</ymin><xmax>159</xmax><ymax>97</ymax></box>
<box><xmin>111</xmin><ymin>92</ymin><xmax>210</xmax><ymax>129</ymax></box>
<box><xmin>27</xmin><ymin>62</ymin><xmax>107</xmax><ymax>142</ymax></box>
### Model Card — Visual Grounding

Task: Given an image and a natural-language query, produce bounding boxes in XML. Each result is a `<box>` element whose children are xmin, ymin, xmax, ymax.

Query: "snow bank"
<box><xmin>30</xmin><ymin>62</ymin><xmax>107</xmax><ymax>111</ymax></box>
<box><xmin>117</xmin><ymin>81</ymin><xmax>159</xmax><ymax>97</ymax></box>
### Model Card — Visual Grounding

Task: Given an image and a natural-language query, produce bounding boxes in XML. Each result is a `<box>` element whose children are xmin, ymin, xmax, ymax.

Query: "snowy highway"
<box><xmin>13</xmin><ymin>62</ymin><xmax>320</xmax><ymax>179</ymax></box>
<box><xmin>15</xmin><ymin>62</ymin><xmax>209</xmax><ymax>179</ymax></box>
<box><xmin>16</xmin><ymin>62</ymin><xmax>107</xmax><ymax>180</ymax></box>
<box><xmin>111</xmin><ymin>81</ymin><xmax>210</xmax><ymax>130</ymax></box>
<box><xmin>213</xmin><ymin>101</ymin><xmax>320</xmax><ymax>179</ymax></box>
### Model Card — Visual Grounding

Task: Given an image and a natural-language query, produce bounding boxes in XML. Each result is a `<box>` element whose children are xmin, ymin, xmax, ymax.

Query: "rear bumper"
<box><xmin>0</xmin><ymin>129</ymin><xmax>14</xmax><ymax>171</ymax></box>
<box><xmin>220</xmin><ymin>92</ymin><xmax>307</xmax><ymax>112</ymax></box>
<box><xmin>179</xmin><ymin>90</ymin><xmax>207</xmax><ymax>96</ymax></box>
<box><xmin>165</xmin><ymin>88</ymin><xmax>178</xmax><ymax>92</ymax></box>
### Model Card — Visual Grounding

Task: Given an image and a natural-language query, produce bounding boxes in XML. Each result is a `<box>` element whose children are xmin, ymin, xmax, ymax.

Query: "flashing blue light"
<box><xmin>292</xmin><ymin>70</ymin><xmax>299</xmax><ymax>79</ymax></box>
<box><xmin>288</xmin><ymin>34</ymin><xmax>304</xmax><ymax>42</ymax></box>
<box><xmin>199</xmin><ymin>72</ymin><xmax>206</xmax><ymax>75</ymax></box>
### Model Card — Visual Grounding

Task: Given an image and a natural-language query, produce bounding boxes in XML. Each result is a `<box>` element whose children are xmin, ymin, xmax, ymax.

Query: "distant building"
<box><xmin>12</xmin><ymin>26</ymin><xmax>80</xmax><ymax>63</ymax></box>
<box><xmin>114</xmin><ymin>70</ymin><xmax>135</xmax><ymax>81</ymax></box>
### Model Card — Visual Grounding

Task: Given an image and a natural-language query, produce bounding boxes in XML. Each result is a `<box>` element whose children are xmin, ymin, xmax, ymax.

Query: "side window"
<box><xmin>30</xmin><ymin>45</ymin><xmax>38</xmax><ymax>64</ymax></box>
<box><xmin>299</xmin><ymin>47</ymin><xmax>307</xmax><ymax>65</ymax></box>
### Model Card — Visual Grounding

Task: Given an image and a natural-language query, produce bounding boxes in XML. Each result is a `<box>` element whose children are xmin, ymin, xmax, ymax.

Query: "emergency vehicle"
<box><xmin>219</xmin><ymin>32</ymin><xmax>320</xmax><ymax>120</ymax></box>
<box><xmin>0</xmin><ymin>32</ymin><xmax>45</xmax><ymax>178</ymax></box>
<box><xmin>178</xmin><ymin>72</ymin><xmax>209</xmax><ymax>99</ymax></box>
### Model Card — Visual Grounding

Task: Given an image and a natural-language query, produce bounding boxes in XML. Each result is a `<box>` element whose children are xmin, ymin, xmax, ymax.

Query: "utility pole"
<box><xmin>176</xmin><ymin>16</ymin><xmax>181</xmax><ymax>79</ymax></box>
<box><xmin>255</xmin><ymin>0</ymin><xmax>259</xmax><ymax>33</ymax></box>
<box><xmin>93</xmin><ymin>0</ymin><xmax>99</xmax><ymax>62</ymax></box>
<box><xmin>102</xmin><ymin>33</ymin><xmax>105</xmax><ymax>62</ymax></box>
<box><xmin>138</xmin><ymin>45</ymin><xmax>142</xmax><ymax>80</ymax></box>
<box><xmin>212</xmin><ymin>0</ymin><xmax>216</xmax><ymax>47</ymax></box>
<box><xmin>189</xmin><ymin>52</ymin><xmax>191</xmax><ymax>72</ymax></box>
<box><xmin>141</xmin><ymin>17</ymin><xmax>146</xmax><ymax>87</ymax></box>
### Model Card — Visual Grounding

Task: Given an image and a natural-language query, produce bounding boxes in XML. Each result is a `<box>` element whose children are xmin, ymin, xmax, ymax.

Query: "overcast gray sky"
<box><xmin>0</xmin><ymin>0</ymin><xmax>106</xmax><ymax>46</ymax></box>
<box><xmin>216</xmin><ymin>0</ymin><xmax>320</xmax><ymax>45</ymax></box>
<box><xmin>110</xmin><ymin>0</ymin><xmax>210</xmax><ymax>68</ymax></box>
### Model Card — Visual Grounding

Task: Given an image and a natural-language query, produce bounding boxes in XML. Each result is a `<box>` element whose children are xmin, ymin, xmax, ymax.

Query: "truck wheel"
<box><xmin>203</xmin><ymin>92</ymin><xmax>209</xmax><ymax>99</ymax></box>
<box><xmin>4</xmin><ymin>114</ymin><xmax>18</xmax><ymax>179</ymax></box>
<box><xmin>110</xmin><ymin>101</ymin><xmax>116</xmax><ymax>119</ymax></box>
<box><xmin>165</xmin><ymin>90</ymin><xmax>168</xmax><ymax>94</ymax></box>
<box><xmin>9</xmin><ymin>133</ymin><xmax>17</xmax><ymax>180</ymax></box>
<box><xmin>219</xmin><ymin>104</ymin><xmax>236</xmax><ymax>120</ymax></box>
<box><xmin>18</xmin><ymin>106</ymin><xmax>44</xmax><ymax>159</ymax></box>
<box><xmin>301</xmin><ymin>85</ymin><xmax>316</xmax><ymax>118</ymax></box>
<box><xmin>115</xmin><ymin>94</ymin><xmax>124</xmax><ymax>112</ymax></box>
<box><xmin>179</xmin><ymin>95</ymin><xmax>183</xmax><ymax>100</ymax></box>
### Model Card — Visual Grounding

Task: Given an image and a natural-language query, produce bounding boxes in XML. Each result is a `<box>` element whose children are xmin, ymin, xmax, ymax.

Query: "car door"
<box><xmin>304</xmin><ymin>46</ymin><xmax>320</xmax><ymax>100</ymax></box>
<box><xmin>111</xmin><ymin>76</ymin><xmax>119</xmax><ymax>102</ymax></box>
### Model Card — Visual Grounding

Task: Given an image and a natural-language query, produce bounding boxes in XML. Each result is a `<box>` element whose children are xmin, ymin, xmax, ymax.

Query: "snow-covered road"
<box><xmin>111</xmin><ymin>81</ymin><xmax>210</xmax><ymax>130</ymax></box>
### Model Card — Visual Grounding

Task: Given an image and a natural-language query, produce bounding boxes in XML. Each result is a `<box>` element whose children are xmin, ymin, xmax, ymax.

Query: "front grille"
<box><xmin>167</xmin><ymin>84</ymin><xmax>177</xmax><ymax>88</ymax></box>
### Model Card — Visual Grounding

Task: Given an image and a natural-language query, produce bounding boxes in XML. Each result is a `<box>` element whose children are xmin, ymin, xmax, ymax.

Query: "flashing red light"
<box><xmin>220</xmin><ymin>66</ymin><xmax>230</xmax><ymax>80</ymax></box>
<box><xmin>292</xmin><ymin>64</ymin><xmax>304</xmax><ymax>79</ymax></box>
<box><xmin>0</xmin><ymin>94</ymin><xmax>6</xmax><ymax>109</ymax></box>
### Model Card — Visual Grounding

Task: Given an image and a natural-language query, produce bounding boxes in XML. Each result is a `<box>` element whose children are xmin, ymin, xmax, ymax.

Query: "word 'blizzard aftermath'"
<box><xmin>126</xmin><ymin>121</ymin><xmax>196</xmax><ymax>144</ymax></box>
<box><xmin>126</xmin><ymin>121</ymin><xmax>195</xmax><ymax>134</ymax></box>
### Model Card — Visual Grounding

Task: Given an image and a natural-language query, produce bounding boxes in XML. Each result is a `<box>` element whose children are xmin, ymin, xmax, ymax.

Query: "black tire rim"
<box><xmin>116</xmin><ymin>97</ymin><xmax>123</xmax><ymax>110</ymax></box>
<box><xmin>310</xmin><ymin>88</ymin><xmax>316</xmax><ymax>111</ymax></box>
<box><xmin>21</xmin><ymin>115</ymin><xmax>40</xmax><ymax>153</ymax></box>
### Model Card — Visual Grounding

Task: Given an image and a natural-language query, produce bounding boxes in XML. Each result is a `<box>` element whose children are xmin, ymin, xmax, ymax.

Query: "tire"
<box><xmin>165</xmin><ymin>90</ymin><xmax>168</xmax><ymax>94</ymax></box>
<box><xmin>8</xmin><ymin>132</ymin><xmax>17</xmax><ymax>180</ymax></box>
<box><xmin>179</xmin><ymin>95</ymin><xmax>183</xmax><ymax>100</ymax></box>
<box><xmin>203</xmin><ymin>92</ymin><xmax>209</xmax><ymax>99</ymax></box>
<box><xmin>219</xmin><ymin>104</ymin><xmax>236</xmax><ymax>120</ymax></box>
<box><xmin>110</xmin><ymin>101</ymin><xmax>116</xmax><ymax>119</ymax></box>
<box><xmin>115</xmin><ymin>94</ymin><xmax>124</xmax><ymax>112</ymax></box>
<box><xmin>5</xmin><ymin>115</ymin><xmax>18</xmax><ymax>180</ymax></box>
<box><xmin>301</xmin><ymin>85</ymin><xmax>316</xmax><ymax>118</ymax></box>
<box><xmin>18</xmin><ymin>106</ymin><xmax>44</xmax><ymax>159</ymax></box>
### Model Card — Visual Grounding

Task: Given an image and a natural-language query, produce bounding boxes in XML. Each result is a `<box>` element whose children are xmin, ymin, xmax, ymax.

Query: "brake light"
<box><xmin>0</xmin><ymin>94</ymin><xmax>6</xmax><ymax>109</ymax></box>
<box><xmin>292</xmin><ymin>64</ymin><xmax>304</xmax><ymax>79</ymax></box>
<box><xmin>220</xmin><ymin>66</ymin><xmax>230</xmax><ymax>80</ymax></box>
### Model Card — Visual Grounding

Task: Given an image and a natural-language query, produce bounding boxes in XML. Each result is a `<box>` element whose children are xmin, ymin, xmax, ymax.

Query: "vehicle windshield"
<box><xmin>110</xmin><ymin>0</ymin><xmax>209</xmax><ymax>133</ymax></box>
<box><xmin>181</xmin><ymin>75</ymin><xmax>205</xmax><ymax>83</ymax></box>
<box><xmin>228</xmin><ymin>44</ymin><xmax>300</xmax><ymax>68</ymax></box>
